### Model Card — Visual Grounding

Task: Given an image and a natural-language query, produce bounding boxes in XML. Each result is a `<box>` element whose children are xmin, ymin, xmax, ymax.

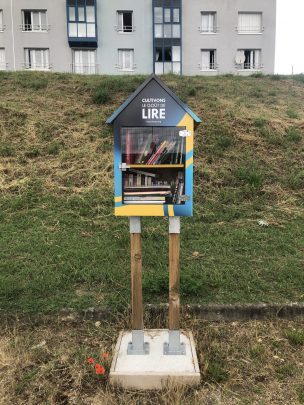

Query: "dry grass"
<box><xmin>0</xmin><ymin>317</ymin><xmax>303</xmax><ymax>404</ymax></box>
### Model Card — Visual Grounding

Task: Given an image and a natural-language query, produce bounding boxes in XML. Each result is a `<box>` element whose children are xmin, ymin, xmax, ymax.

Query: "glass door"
<box><xmin>121</xmin><ymin>127</ymin><xmax>186</xmax><ymax>205</ymax></box>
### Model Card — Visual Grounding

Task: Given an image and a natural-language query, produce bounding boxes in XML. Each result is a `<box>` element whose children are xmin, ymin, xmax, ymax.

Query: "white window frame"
<box><xmin>200</xmin><ymin>49</ymin><xmax>217</xmax><ymax>71</ymax></box>
<box><xmin>24</xmin><ymin>48</ymin><xmax>50</xmax><ymax>71</ymax></box>
<box><xmin>72</xmin><ymin>49</ymin><xmax>97</xmax><ymax>74</ymax></box>
<box><xmin>0</xmin><ymin>48</ymin><xmax>6</xmax><ymax>70</ymax></box>
<box><xmin>117</xmin><ymin>49</ymin><xmax>135</xmax><ymax>71</ymax></box>
<box><xmin>200</xmin><ymin>12</ymin><xmax>217</xmax><ymax>33</ymax></box>
<box><xmin>0</xmin><ymin>10</ymin><xmax>5</xmax><ymax>32</ymax></box>
<box><xmin>236</xmin><ymin>49</ymin><xmax>262</xmax><ymax>70</ymax></box>
<box><xmin>237</xmin><ymin>12</ymin><xmax>263</xmax><ymax>34</ymax></box>
<box><xmin>21</xmin><ymin>10</ymin><xmax>48</xmax><ymax>32</ymax></box>
<box><xmin>116</xmin><ymin>11</ymin><xmax>134</xmax><ymax>33</ymax></box>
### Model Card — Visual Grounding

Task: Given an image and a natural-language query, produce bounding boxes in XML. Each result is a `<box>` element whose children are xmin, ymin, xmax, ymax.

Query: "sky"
<box><xmin>276</xmin><ymin>0</ymin><xmax>304</xmax><ymax>74</ymax></box>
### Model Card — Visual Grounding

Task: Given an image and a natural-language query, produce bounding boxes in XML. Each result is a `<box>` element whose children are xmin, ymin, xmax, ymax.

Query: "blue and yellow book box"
<box><xmin>107</xmin><ymin>74</ymin><xmax>201</xmax><ymax>217</ymax></box>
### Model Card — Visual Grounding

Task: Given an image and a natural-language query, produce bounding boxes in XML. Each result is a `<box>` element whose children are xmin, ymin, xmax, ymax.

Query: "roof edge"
<box><xmin>106</xmin><ymin>74</ymin><xmax>201</xmax><ymax>125</ymax></box>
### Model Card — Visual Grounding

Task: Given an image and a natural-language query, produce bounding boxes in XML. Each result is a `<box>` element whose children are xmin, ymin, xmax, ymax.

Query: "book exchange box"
<box><xmin>107</xmin><ymin>74</ymin><xmax>201</xmax><ymax>217</ymax></box>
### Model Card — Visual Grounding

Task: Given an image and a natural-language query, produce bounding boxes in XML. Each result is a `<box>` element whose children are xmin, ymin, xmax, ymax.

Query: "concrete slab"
<box><xmin>109</xmin><ymin>329</ymin><xmax>200</xmax><ymax>390</ymax></box>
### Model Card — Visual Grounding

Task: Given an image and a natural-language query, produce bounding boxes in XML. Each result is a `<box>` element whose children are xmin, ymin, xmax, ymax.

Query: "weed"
<box><xmin>249</xmin><ymin>344</ymin><xmax>265</xmax><ymax>359</ymax></box>
<box><xmin>287</xmin><ymin>108</ymin><xmax>299</xmax><ymax>119</ymax></box>
<box><xmin>0</xmin><ymin>143</ymin><xmax>15</xmax><ymax>157</ymax></box>
<box><xmin>285</xmin><ymin>329</ymin><xmax>304</xmax><ymax>345</ymax></box>
<box><xmin>293</xmin><ymin>74</ymin><xmax>304</xmax><ymax>84</ymax></box>
<box><xmin>188</xmin><ymin>87</ymin><xmax>197</xmax><ymax>97</ymax></box>
<box><xmin>286</xmin><ymin>127</ymin><xmax>302</xmax><ymax>143</ymax></box>
<box><xmin>24</xmin><ymin>148</ymin><xmax>41</xmax><ymax>159</ymax></box>
<box><xmin>253</xmin><ymin>118</ymin><xmax>268</xmax><ymax>128</ymax></box>
<box><xmin>17</xmin><ymin>75</ymin><xmax>49</xmax><ymax>90</ymax></box>
<box><xmin>286</xmin><ymin>171</ymin><xmax>304</xmax><ymax>190</ymax></box>
<box><xmin>234</xmin><ymin>166</ymin><xmax>264</xmax><ymax>188</ymax></box>
<box><xmin>47</xmin><ymin>141</ymin><xmax>61</xmax><ymax>156</ymax></box>
<box><xmin>270</xmin><ymin>74</ymin><xmax>284</xmax><ymax>81</ymax></box>
<box><xmin>276</xmin><ymin>363</ymin><xmax>296</xmax><ymax>379</ymax></box>
<box><xmin>92</xmin><ymin>86</ymin><xmax>110</xmax><ymax>104</ymax></box>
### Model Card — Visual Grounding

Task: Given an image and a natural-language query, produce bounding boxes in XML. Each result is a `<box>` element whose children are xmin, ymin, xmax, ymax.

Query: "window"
<box><xmin>201</xmin><ymin>50</ymin><xmax>216</xmax><ymax>70</ymax></box>
<box><xmin>22</xmin><ymin>10</ymin><xmax>48</xmax><ymax>31</ymax></box>
<box><xmin>155</xmin><ymin>46</ymin><xmax>181</xmax><ymax>75</ymax></box>
<box><xmin>0</xmin><ymin>48</ymin><xmax>6</xmax><ymax>70</ymax></box>
<box><xmin>118</xmin><ymin>49</ymin><xmax>134</xmax><ymax>71</ymax></box>
<box><xmin>24</xmin><ymin>48</ymin><xmax>50</xmax><ymax>70</ymax></box>
<box><xmin>72</xmin><ymin>49</ymin><xmax>96</xmax><ymax>74</ymax></box>
<box><xmin>154</xmin><ymin>7</ymin><xmax>181</xmax><ymax>39</ymax></box>
<box><xmin>67</xmin><ymin>0</ymin><xmax>96</xmax><ymax>38</ymax></box>
<box><xmin>201</xmin><ymin>12</ymin><xmax>216</xmax><ymax>33</ymax></box>
<box><xmin>0</xmin><ymin>10</ymin><xmax>4</xmax><ymax>32</ymax></box>
<box><xmin>237</xmin><ymin>49</ymin><xmax>261</xmax><ymax>70</ymax></box>
<box><xmin>238</xmin><ymin>13</ymin><xmax>262</xmax><ymax>33</ymax></box>
<box><xmin>117</xmin><ymin>11</ymin><xmax>133</xmax><ymax>33</ymax></box>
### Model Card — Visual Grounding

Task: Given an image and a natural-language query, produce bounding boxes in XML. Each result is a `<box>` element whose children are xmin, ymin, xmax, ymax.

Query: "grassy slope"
<box><xmin>0</xmin><ymin>72</ymin><xmax>303</xmax><ymax>314</ymax></box>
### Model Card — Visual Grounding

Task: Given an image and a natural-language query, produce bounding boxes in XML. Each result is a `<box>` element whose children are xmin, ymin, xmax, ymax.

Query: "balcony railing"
<box><xmin>115</xmin><ymin>25</ymin><xmax>136</xmax><ymax>33</ymax></box>
<box><xmin>115</xmin><ymin>63</ymin><xmax>137</xmax><ymax>72</ymax></box>
<box><xmin>71</xmin><ymin>64</ymin><xmax>98</xmax><ymax>75</ymax></box>
<box><xmin>236</xmin><ymin>26</ymin><xmax>264</xmax><ymax>34</ymax></box>
<box><xmin>236</xmin><ymin>63</ymin><xmax>263</xmax><ymax>70</ymax></box>
<box><xmin>23</xmin><ymin>63</ymin><xmax>52</xmax><ymax>71</ymax></box>
<box><xmin>0</xmin><ymin>62</ymin><xmax>8</xmax><ymax>70</ymax></box>
<box><xmin>20</xmin><ymin>24</ymin><xmax>50</xmax><ymax>32</ymax></box>
<box><xmin>0</xmin><ymin>24</ymin><xmax>6</xmax><ymax>32</ymax></box>
<box><xmin>198</xmin><ymin>26</ymin><xmax>219</xmax><ymax>33</ymax></box>
<box><xmin>199</xmin><ymin>63</ymin><xmax>218</xmax><ymax>71</ymax></box>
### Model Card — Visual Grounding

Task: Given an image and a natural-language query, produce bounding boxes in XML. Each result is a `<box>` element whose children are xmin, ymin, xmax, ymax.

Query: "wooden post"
<box><xmin>168</xmin><ymin>218</ymin><xmax>180</xmax><ymax>331</ymax></box>
<box><xmin>130</xmin><ymin>217</ymin><xmax>143</xmax><ymax>330</ymax></box>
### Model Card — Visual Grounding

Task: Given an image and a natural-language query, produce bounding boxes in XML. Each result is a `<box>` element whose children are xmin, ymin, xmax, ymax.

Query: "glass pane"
<box><xmin>68</xmin><ymin>22</ymin><xmax>77</xmax><ymax>36</ymax></box>
<box><xmin>78</xmin><ymin>7</ymin><xmax>85</xmax><ymax>22</ymax></box>
<box><xmin>154</xmin><ymin>24</ymin><xmax>163</xmax><ymax>38</ymax></box>
<box><xmin>155</xmin><ymin>62</ymin><xmax>163</xmax><ymax>75</ymax></box>
<box><xmin>87</xmin><ymin>23</ymin><xmax>95</xmax><ymax>37</ymax></box>
<box><xmin>154</xmin><ymin>7</ymin><xmax>163</xmax><ymax>23</ymax></box>
<box><xmin>78</xmin><ymin>23</ymin><xmax>86</xmax><ymax>37</ymax></box>
<box><xmin>172</xmin><ymin>46</ymin><xmax>180</xmax><ymax>62</ymax></box>
<box><xmin>32</xmin><ymin>12</ymin><xmax>40</xmax><ymax>30</ymax></box>
<box><xmin>173</xmin><ymin>8</ymin><xmax>180</xmax><ymax>23</ymax></box>
<box><xmin>164</xmin><ymin>8</ymin><xmax>171</xmax><ymax>22</ymax></box>
<box><xmin>69</xmin><ymin>7</ymin><xmax>76</xmax><ymax>21</ymax></box>
<box><xmin>172</xmin><ymin>62</ymin><xmax>181</xmax><ymax>75</ymax></box>
<box><xmin>172</xmin><ymin>24</ymin><xmax>180</xmax><ymax>38</ymax></box>
<box><xmin>86</xmin><ymin>6</ymin><xmax>95</xmax><ymax>23</ymax></box>
<box><xmin>40</xmin><ymin>12</ymin><xmax>47</xmax><ymax>29</ymax></box>
<box><xmin>163</xmin><ymin>24</ymin><xmax>171</xmax><ymax>38</ymax></box>
<box><xmin>121</xmin><ymin>127</ymin><xmax>186</xmax><ymax>205</ymax></box>
<box><xmin>164</xmin><ymin>62</ymin><xmax>172</xmax><ymax>74</ymax></box>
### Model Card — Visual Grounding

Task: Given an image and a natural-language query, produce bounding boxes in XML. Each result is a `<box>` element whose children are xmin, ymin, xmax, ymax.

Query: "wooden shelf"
<box><xmin>129</xmin><ymin>164</ymin><xmax>184</xmax><ymax>169</ymax></box>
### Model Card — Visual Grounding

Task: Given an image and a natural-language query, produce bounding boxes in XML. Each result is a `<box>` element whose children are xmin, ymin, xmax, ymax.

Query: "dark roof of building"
<box><xmin>106</xmin><ymin>73</ymin><xmax>201</xmax><ymax>125</ymax></box>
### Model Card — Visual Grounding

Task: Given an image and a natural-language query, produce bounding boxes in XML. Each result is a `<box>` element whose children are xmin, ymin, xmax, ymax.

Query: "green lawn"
<box><xmin>0</xmin><ymin>72</ymin><xmax>303</xmax><ymax>315</ymax></box>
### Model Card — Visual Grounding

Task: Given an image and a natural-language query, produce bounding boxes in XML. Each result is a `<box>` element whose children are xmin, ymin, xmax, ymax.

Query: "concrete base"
<box><xmin>110</xmin><ymin>329</ymin><xmax>200</xmax><ymax>390</ymax></box>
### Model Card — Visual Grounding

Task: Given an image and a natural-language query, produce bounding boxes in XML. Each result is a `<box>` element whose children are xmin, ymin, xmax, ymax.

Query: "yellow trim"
<box><xmin>114</xmin><ymin>196</ymin><xmax>122</xmax><ymax>203</ymax></box>
<box><xmin>129</xmin><ymin>164</ymin><xmax>184</xmax><ymax>169</ymax></box>
<box><xmin>177</xmin><ymin>113</ymin><xmax>194</xmax><ymax>154</ymax></box>
<box><xmin>186</xmin><ymin>157</ymin><xmax>193</xmax><ymax>168</ymax></box>
<box><xmin>168</xmin><ymin>205</ymin><xmax>174</xmax><ymax>217</ymax></box>
<box><xmin>115</xmin><ymin>205</ymin><xmax>165</xmax><ymax>216</ymax></box>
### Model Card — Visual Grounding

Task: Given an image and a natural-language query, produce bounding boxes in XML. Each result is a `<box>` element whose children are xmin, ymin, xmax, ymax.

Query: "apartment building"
<box><xmin>0</xmin><ymin>0</ymin><xmax>276</xmax><ymax>75</ymax></box>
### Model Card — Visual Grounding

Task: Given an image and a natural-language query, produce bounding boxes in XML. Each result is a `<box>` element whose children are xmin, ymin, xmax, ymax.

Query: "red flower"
<box><xmin>87</xmin><ymin>357</ymin><xmax>95</xmax><ymax>364</ymax></box>
<box><xmin>95</xmin><ymin>363</ymin><xmax>106</xmax><ymax>375</ymax></box>
<box><xmin>101</xmin><ymin>353</ymin><xmax>109</xmax><ymax>359</ymax></box>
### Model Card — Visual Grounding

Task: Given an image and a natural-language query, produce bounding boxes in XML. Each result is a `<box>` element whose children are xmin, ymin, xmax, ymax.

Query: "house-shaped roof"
<box><xmin>106</xmin><ymin>74</ymin><xmax>201</xmax><ymax>126</ymax></box>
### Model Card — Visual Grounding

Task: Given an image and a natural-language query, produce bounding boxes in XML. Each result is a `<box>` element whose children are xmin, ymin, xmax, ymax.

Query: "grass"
<box><xmin>0</xmin><ymin>318</ymin><xmax>303</xmax><ymax>404</ymax></box>
<box><xmin>0</xmin><ymin>72</ymin><xmax>304</xmax><ymax>315</ymax></box>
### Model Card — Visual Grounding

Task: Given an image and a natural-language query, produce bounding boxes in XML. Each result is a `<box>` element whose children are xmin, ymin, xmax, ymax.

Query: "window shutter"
<box><xmin>201</xmin><ymin>51</ymin><xmax>210</xmax><ymax>69</ymax></box>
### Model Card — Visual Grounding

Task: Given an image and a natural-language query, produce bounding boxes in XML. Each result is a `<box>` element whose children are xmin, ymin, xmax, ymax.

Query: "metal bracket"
<box><xmin>179</xmin><ymin>195</ymin><xmax>190</xmax><ymax>202</ymax></box>
<box><xmin>129</xmin><ymin>217</ymin><xmax>141</xmax><ymax>234</ymax></box>
<box><xmin>119</xmin><ymin>163</ymin><xmax>130</xmax><ymax>171</ymax></box>
<box><xmin>169</xmin><ymin>217</ymin><xmax>180</xmax><ymax>234</ymax></box>
<box><xmin>164</xmin><ymin>330</ymin><xmax>186</xmax><ymax>355</ymax></box>
<box><xmin>127</xmin><ymin>330</ymin><xmax>150</xmax><ymax>355</ymax></box>
<box><xmin>179</xmin><ymin>130</ymin><xmax>192</xmax><ymax>137</ymax></box>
